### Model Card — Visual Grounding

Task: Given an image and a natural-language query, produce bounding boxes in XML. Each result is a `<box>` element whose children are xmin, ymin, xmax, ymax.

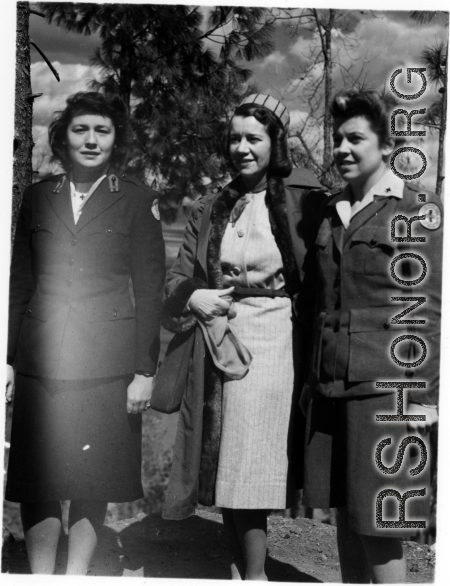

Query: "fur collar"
<box><xmin>207</xmin><ymin>175</ymin><xmax>300</xmax><ymax>295</ymax></box>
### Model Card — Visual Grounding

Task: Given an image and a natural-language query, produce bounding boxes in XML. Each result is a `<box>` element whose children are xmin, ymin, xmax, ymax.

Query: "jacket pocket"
<box><xmin>76</xmin><ymin>299</ymin><xmax>136</xmax><ymax>322</ymax></box>
<box><xmin>84</xmin><ymin>223</ymin><xmax>130</xmax><ymax>239</ymax></box>
<box><xmin>84</xmin><ymin>223</ymin><xmax>131</xmax><ymax>260</ymax></box>
<box><xmin>30</xmin><ymin>215</ymin><xmax>59</xmax><ymax>235</ymax></box>
<box><xmin>24</xmin><ymin>298</ymin><xmax>52</xmax><ymax>322</ymax></box>
<box><xmin>348</xmin><ymin>225</ymin><xmax>397</xmax><ymax>275</ymax></box>
<box><xmin>348</xmin><ymin>306</ymin><xmax>406</xmax><ymax>381</ymax></box>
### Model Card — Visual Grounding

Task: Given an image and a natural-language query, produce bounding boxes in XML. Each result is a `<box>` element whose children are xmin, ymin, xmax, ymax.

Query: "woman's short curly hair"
<box><xmin>330</xmin><ymin>89</ymin><xmax>395</xmax><ymax>148</ymax></box>
<box><xmin>226</xmin><ymin>102</ymin><xmax>292</xmax><ymax>178</ymax></box>
<box><xmin>48</xmin><ymin>92</ymin><xmax>133</xmax><ymax>170</ymax></box>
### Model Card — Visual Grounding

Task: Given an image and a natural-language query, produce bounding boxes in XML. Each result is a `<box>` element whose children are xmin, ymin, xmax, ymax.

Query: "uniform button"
<box><xmin>27</xmin><ymin>309</ymin><xmax>32</xmax><ymax>316</ymax></box>
<box><xmin>106</xmin><ymin>228</ymin><xmax>113</xmax><ymax>236</ymax></box>
<box><xmin>36</xmin><ymin>223</ymin><xmax>41</xmax><ymax>229</ymax></box>
<box><xmin>232</xmin><ymin>266</ymin><xmax>241</xmax><ymax>276</ymax></box>
<box><xmin>237</xmin><ymin>230</ymin><xmax>244</xmax><ymax>237</ymax></box>
<box><xmin>71</xmin><ymin>238</ymin><xmax>77</xmax><ymax>246</ymax></box>
<box><xmin>113</xmin><ymin>309</ymin><xmax>118</xmax><ymax>317</ymax></box>
<box><xmin>68</xmin><ymin>258</ymin><xmax>74</xmax><ymax>266</ymax></box>
<box><xmin>67</xmin><ymin>279</ymin><xmax>72</xmax><ymax>287</ymax></box>
<box><xmin>383</xmin><ymin>321</ymin><xmax>390</xmax><ymax>329</ymax></box>
<box><xmin>370</xmin><ymin>238</ymin><xmax>377</xmax><ymax>247</ymax></box>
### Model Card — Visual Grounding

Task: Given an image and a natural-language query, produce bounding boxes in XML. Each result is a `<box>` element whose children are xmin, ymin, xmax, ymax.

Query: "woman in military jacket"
<box><xmin>5</xmin><ymin>92</ymin><xmax>165</xmax><ymax>574</ymax></box>
<box><xmin>301</xmin><ymin>90</ymin><xmax>442</xmax><ymax>583</ymax></box>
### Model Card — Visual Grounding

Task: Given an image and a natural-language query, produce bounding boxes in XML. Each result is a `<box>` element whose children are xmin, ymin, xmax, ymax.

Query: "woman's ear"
<box><xmin>381</xmin><ymin>136</ymin><xmax>395</xmax><ymax>158</ymax></box>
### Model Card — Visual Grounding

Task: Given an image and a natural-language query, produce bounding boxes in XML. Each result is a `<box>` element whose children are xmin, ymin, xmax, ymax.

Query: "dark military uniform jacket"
<box><xmin>307</xmin><ymin>174</ymin><xmax>443</xmax><ymax>406</ymax></box>
<box><xmin>8</xmin><ymin>171</ymin><xmax>165</xmax><ymax>380</ymax></box>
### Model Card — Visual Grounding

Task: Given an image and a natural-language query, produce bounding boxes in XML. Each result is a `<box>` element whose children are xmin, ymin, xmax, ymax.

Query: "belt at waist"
<box><xmin>232</xmin><ymin>287</ymin><xmax>290</xmax><ymax>299</ymax></box>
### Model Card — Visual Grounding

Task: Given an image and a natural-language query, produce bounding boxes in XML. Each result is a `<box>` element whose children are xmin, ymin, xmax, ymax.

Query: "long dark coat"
<box><xmin>162</xmin><ymin>168</ymin><xmax>326</xmax><ymax>520</ymax></box>
<box><xmin>8</xmin><ymin>171</ymin><xmax>165</xmax><ymax>379</ymax></box>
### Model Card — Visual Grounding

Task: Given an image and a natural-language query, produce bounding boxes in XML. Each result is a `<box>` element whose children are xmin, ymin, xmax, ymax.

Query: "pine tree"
<box><xmin>40</xmin><ymin>3</ymin><xmax>275</xmax><ymax>218</ymax></box>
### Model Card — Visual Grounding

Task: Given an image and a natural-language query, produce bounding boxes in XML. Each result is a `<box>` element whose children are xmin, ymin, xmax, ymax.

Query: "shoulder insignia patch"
<box><xmin>151</xmin><ymin>198</ymin><xmax>161</xmax><ymax>221</ymax></box>
<box><xmin>419</xmin><ymin>203</ymin><xmax>441</xmax><ymax>230</ymax></box>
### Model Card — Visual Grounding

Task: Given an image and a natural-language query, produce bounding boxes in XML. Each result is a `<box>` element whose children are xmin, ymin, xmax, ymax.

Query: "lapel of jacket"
<box><xmin>284</xmin><ymin>186</ymin><xmax>308</xmax><ymax>280</ymax></box>
<box><xmin>195</xmin><ymin>197</ymin><xmax>215</xmax><ymax>283</ymax></box>
<box><xmin>75</xmin><ymin>173</ymin><xmax>126</xmax><ymax>232</ymax></box>
<box><xmin>324</xmin><ymin>194</ymin><xmax>346</xmax><ymax>255</ymax></box>
<box><xmin>343</xmin><ymin>197</ymin><xmax>390</xmax><ymax>247</ymax></box>
<box><xmin>45</xmin><ymin>175</ymin><xmax>76</xmax><ymax>235</ymax></box>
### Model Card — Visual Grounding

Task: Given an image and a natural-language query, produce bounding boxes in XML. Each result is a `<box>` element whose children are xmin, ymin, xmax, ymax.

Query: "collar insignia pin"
<box><xmin>385</xmin><ymin>187</ymin><xmax>391</xmax><ymax>193</ymax></box>
<box><xmin>151</xmin><ymin>198</ymin><xmax>161</xmax><ymax>221</ymax></box>
<box><xmin>52</xmin><ymin>175</ymin><xmax>66</xmax><ymax>194</ymax></box>
<box><xmin>109</xmin><ymin>174</ymin><xmax>119</xmax><ymax>192</ymax></box>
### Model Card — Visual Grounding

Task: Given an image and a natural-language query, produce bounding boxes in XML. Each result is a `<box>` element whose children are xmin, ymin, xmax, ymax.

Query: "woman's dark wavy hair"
<box><xmin>226</xmin><ymin>102</ymin><xmax>292</xmax><ymax>178</ymax></box>
<box><xmin>330</xmin><ymin>89</ymin><xmax>395</xmax><ymax>148</ymax></box>
<box><xmin>48</xmin><ymin>91</ymin><xmax>133</xmax><ymax>171</ymax></box>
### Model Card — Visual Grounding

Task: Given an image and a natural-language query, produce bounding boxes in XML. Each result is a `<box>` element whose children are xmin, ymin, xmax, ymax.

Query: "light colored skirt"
<box><xmin>214</xmin><ymin>296</ymin><xmax>296</xmax><ymax>509</ymax></box>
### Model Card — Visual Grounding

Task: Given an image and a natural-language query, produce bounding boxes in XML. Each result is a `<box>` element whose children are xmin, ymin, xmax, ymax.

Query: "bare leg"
<box><xmin>360</xmin><ymin>535</ymin><xmax>406</xmax><ymax>584</ymax></box>
<box><xmin>66</xmin><ymin>499</ymin><xmax>108</xmax><ymax>575</ymax></box>
<box><xmin>222</xmin><ymin>508</ymin><xmax>245</xmax><ymax>579</ymax></box>
<box><xmin>336</xmin><ymin>507</ymin><xmax>371</xmax><ymax>583</ymax></box>
<box><xmin>20</xmin><ymin>501</ymin><xmax>62</xmax><ymax>574</ymax></box>
<box><xmin>232</xmin><ymin>509</ymin><xmax>268</xmax><ymax>581</ymax></box>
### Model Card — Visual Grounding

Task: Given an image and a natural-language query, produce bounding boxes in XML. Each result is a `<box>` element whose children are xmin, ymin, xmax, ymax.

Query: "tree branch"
<box><xmin>29</xmin><ymin>40</ymin><xmax>60</xmax><ymax>81</ymax></box>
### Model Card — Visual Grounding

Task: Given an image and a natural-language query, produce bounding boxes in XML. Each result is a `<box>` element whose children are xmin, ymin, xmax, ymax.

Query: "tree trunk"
<box><xmin>322</xmin><ymin>9</ymin><xmax>334</xmax><ymax>183</ymax></box>
<box><xmin>435</xmin><ymin>46</ymin><xmax>447</xmax><ymax>198</ymax></box>
<box><xmin>13</xmin><ymin>2</ymin><xmax>33</xmax><ymax>241</ymax></box>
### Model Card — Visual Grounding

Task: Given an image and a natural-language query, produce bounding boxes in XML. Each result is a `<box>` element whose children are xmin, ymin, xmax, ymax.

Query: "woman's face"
<box><xmin>229</xmin><ymin>115</ymin><xmax>271</xmax><ymax>182</ymax></box>
<box><xmin>66</xmin><ymin>114</ymin><xmax>116</xmax><ymax>174</ymax></box>
<box><xmin>332</xmin><ymin>115</ymin><xmax>393</xmax><ymax>187</ymax></box>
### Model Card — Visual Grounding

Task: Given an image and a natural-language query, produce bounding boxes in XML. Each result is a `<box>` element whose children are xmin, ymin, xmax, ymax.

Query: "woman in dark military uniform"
<box><xmin>301</xmin><ymin>90</ymin><xmax>442</xmax><ymax>583</ymax></box>
<box><xmin>5</xmin><ymin>92</ymin><xmax>165</xmax><ymax>574</ymax></box>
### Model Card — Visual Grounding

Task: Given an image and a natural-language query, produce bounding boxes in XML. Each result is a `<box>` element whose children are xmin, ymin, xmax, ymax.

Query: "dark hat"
<box><xmin>238</xmin><ymin>93</ymin><xmax>290</xmax><ymax>129</ymax></box>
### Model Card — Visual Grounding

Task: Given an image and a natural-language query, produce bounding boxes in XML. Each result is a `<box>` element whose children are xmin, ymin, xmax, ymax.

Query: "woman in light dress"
<box><xmin>162</xmin><ymin>94</ymin><xmax>324</xmax><ymax>579</ymax></box>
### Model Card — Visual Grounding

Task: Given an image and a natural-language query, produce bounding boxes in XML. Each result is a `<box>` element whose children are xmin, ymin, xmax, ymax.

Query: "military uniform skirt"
<box><xmin>303</xmin><ymin>391</ymin><xmax>431</xmax><ymax>537</ymax></box>
<box><xmin>5</xmin><ymin>373</ymin><xmax>144</xmax><ymax>503</ymax></box>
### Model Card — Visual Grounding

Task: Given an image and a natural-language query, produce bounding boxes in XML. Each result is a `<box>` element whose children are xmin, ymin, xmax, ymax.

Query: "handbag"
<box><xmin>150</xmin><ymin>328</ymin><xmax>195</xmax><ymax>414</ymax></box>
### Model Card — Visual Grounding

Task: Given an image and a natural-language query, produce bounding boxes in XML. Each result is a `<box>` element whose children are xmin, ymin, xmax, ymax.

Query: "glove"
<box><xmin>188</xmin><ymin>287</ymin><xmax>235</xmax><ymax>321</ymax></box>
